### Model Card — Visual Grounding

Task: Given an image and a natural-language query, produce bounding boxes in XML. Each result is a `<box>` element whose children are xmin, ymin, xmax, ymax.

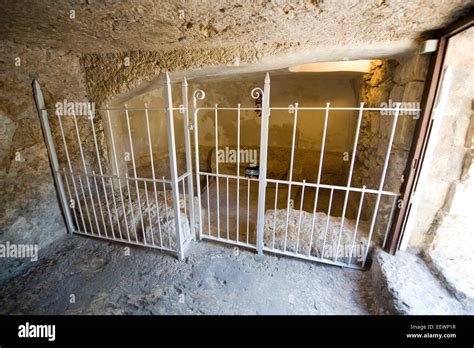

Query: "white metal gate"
<box><xmin>33</xmin><ymin>74</ymin><xmax>195</xmax><ymax>261</ymax></box>
<box><xmin>36</xmin><ymin>72</ymin><xmax>418</xmax><ymax>269</ymax></box>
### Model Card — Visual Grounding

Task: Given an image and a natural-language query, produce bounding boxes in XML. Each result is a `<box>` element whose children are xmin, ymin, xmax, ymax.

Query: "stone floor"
<box><xmin>0</xmin><ymin>234</ymin><xmax>374</xmax><ymax>315</ymax></box>
<box><xmin>370</xmin><ymin>250</ymin><xmax>472</xmax><ymax>315</ymax></box>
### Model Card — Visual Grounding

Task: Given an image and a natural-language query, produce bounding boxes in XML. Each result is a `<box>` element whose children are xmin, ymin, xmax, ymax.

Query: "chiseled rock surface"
<box><xmin>370</xmin><ymin>249</ymin><xmax>470</xmax><ymax>315</ymax></box>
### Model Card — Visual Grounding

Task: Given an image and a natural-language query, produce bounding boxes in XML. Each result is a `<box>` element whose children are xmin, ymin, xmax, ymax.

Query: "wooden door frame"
<box><xmin>384</xmin><ymin>11</ymin><xmax>474</xmax><ymax>254</ymax></box>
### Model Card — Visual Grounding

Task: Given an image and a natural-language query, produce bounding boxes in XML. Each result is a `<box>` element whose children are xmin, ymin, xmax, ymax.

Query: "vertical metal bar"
<box><xmin>256</xmin><ymin>73</ymin><xmax>271</xmax><ymax>254</ymax></box>
<box><xmin>192</xmin><ymin>91</ymin><xmax>204</xmax><ymax>240</ymax></box>
<box><xmin>348</xmin><ymin>186</ymin><xmax>366</xmax><ymax>265</ymax></box>
<box><xmin>125</xmin><ymin>173</ymin><xmax>137</xmax><ymax>241</ymax></box>
<box><xmin>335</xmin><ymin>103</ymin><xmax>364</xmax><ymax>262</ymax></box>
<box><xmin>182</xmin><ymin>78</ymin><xmax>196</xmax><ymax>240</ymax></box>
<box><xmin>125</xmin><ymin>105</ymin><xmax>147</xmax><ymax>244</ymax></box>
<box><xmin>182</xmin><ymin>179</ymin><xmax>187</xmax><ymax>227</ymax></box>
<box><xmin>283</xmin><ymin>102</ymin><xmax>298</xmax><ymax>252</ymax></box>
<box><xmin>106</xmin><ymin>107</ymin><xmax>130</xmax><ymax>242</ymax></box>
<box><xmin>32</xmin><ymin>81</ymin><xmax>75</xmax><ymax>235</ymax></box>
<box><xmin>144</xmin><ymin>104</ymin><xmax>163</xmax><ymax>247</ymax></box>
<box><xmin>62</xmin><ymin>169</ymin><xmax>79</xmax><ymax>230</ymax></box>
<box><xmin>55</xmin><ymin>109</ymin><xmax>86</xmax><ymax>234</ymax></box>
<box><xmin>236</xmin><ymin>104</ymin><xmax>241</xmax><ymax>243</ymax></box>
<box><xmin>363</xmin><ymin>104</ymin><xmax>401</xmax><ymax>267</ymax></box>
<box><xmin>108</xmin><ymin>176</ymin><xmax>122</xmax><ymax>239</ymax></box>
<box><xmin>246</xmin><ymin>178</ymin><xmax>250</xmax><ymax>245</ymax></box>
<box><xmin>77</xmin><ymin>174</ymin><xmax>94</xmax><ymax>234</ymax></box>
<box><xmin>164</xmin><ymin>72</ymin><xmax>185</xmax><ymax>260</ymax></box>
<box><xmin>295</xmin><ymin>180</ymin><xmax>306</xmax><ymax>254</ymax></box>
<box><xmin>71</xmin><ymin>109</ymin><xmax>101</xmax><ymax>236</ymax></box>
<box><xmin>206</xmin><ymin>174</ymin><xmax>211</xmax><ymax>236</ymax></box>
<box><xmin>214</xmin><ymin>104</ymin><xmax>221</xmax><ymax>239</ymax></box>
<box><xmin>88</xmin><ymin>109</ymin><xmax>115</xmax><ymax>239</ymax></box>
<box><xmin>308</xmin><ymin>103</ymin><xmax>330</xmax><ymax>256</ymax></box>
<box><xmin>321</xmin><ymin>188</ymin><xmax>334</xmax><ymax>259</ymax></box>
<box><xmin>383</xmin><ymin>195</ymin><xmax>398</xmax><ymax>249</ymax></box>
<box><xmin>92</xmin><ymin>170</ymin><xmax>109</xmax><ymax>238</ymax></box>
<box><xmin>162</xmin><ymin>177</ymin><xmax>172</xmax><ymax>248</ymax></box>
<box><xmin>143</xmin><ymin>180</ymin><xmax>154</xmax><ymax>245</ymax></box>
<box><xmin>226</xmin><ymin>177</ymin><xmax>229</xmax><ymax>240</ymax></box>
<box><xmin>272</xmin><ymin>182</ymin><xmax>279</xmax><ymax>249</ymax></box>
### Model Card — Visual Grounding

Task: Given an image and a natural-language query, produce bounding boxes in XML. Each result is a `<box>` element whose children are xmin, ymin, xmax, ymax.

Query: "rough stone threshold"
<box><xmin>370</xmin><ymin>250</ymin><xmax>472</xmax><ymax>315</ymax></box>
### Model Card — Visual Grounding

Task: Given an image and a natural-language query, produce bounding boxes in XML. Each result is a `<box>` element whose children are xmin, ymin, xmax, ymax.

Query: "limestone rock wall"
<box><xmin>0</xmin><ymin>41</ymin><xmax>89</xmax><ymax>276</ymax></box>
<box><xmin>352</xmin><ymin>55</ymin><xmax>429</xmax><ymax>235</ymax></box>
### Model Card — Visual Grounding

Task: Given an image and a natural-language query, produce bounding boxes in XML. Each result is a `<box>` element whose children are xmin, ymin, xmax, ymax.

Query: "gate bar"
<box><xmin>283</xmin><ymin>102</ymin><xmax>299</xmax><ymax>252</ymax></box>
<box><xmin>164</xmin><ymin>72</ymin><xmax>185</xmax><ymax>260</ymax></box>
<box><xmin>105</xmin><ymin>107</ymin><xmax>132</xmax><ymax>241</ymax></box>
<box><xmin>214</xmin><ymin>104</ymin><xmax>221</xmax><ymax>239</ymax></box>
<box><xmin>236</xmin><ymin>104</ymin><xmax>241</xmax><ymax>243</ymax></box>
<box><xmin>33</xmin><ymin>80</ymin><xmax>75</xmax><ymax>235</ymax></box>
<box><xmin>55</xmin><ymin>111</ymin><xmax>87</xmax><ymax>234</ymax></box>
<box><xmin>72</xmin><ymin>110</ymin><xmax>102</xmax><ymax>236</ymax></box>
<box><xmin>182</xmin><ymin>78</ymin><xmax>196</xmax><ymax>240</ymax></box>
<box><xmin>144</xmin><ymin>104</ymin><xmax>164</xmax><ymax>247</ymax></box>
<box><xmin>88</xmin><ymin>108</ymin><xmax>116</xmax><ymax>239</ymax></box>
<box><xmin>125</xmin><ymin>105</ymin><xmax>147</xmax><ymax>244</ymax></box>
<box><xmin>308</xmin><ymin>103</ymin><xmax>330</xmax><ymax>256</ymax></box>
<box><xmin>348</xmin><ymin>185</ymin><xmax>366</xmax><ymax>265</ymax></box>
<box><xmin>256</xmin><ymin>73</ymin><xmax>271</xmax><ymax>255</ymax></box>
<box><xmin>192</xmin><ymin>90</ymin><xmax>204</xmax><ymax>240</ymax></box>
<box><xmin>61</xmin><ymin>169</ymin><xmax>80</xmax><ymax>230</ymax></box>
<box><xmin>334</xmin><ymin>103</ymin><xmax>364</xmax><ymax>262</ymax></box>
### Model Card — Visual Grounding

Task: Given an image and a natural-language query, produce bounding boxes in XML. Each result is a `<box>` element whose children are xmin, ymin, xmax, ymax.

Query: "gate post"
<box><xmin>192</xmin><ymin>89</ymin><xmax>205</xmax><ymax>241</ymax></box>
<box><xmin>164</xmin><ymin>72</ymin><xmax>185</xmax><ymax>261</ymax></box>
<box><xmin>32</xmin><ymin>80</ymin><xmax>75</xmax><ymax>234</ymax></box>
<box><xmin>181</xmin><ymin>77</ymin><xmax>196</xmax><ymax>240</ymax></box>
<box><xmin>256</xmin><ymin>73</ymin><xmax>270</xmax><ymax>255</ymax></box>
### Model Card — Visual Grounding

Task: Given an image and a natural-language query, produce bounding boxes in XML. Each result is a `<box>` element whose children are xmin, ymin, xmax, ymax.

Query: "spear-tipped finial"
<box><xmin>182</xmin><ymin>76</ymin><xmax>188</xmax><ymax>86</ymax></box>
<box><xmin>265</xmin><ymin>72</ymin><xmax>270</xmax><ymax>83</ymax></box>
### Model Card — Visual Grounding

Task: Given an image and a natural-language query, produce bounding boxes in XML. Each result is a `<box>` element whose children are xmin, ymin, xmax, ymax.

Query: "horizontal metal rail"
<box><xmin>58</xmin><ymin>169</ymin><xmax>172</xmax><ymax>184</ymax></box>
<box><xmin>43</xmin><ymin>106</ymin><xmax>421</xmax><ymax>113</ymax></box>
<box><xmin>40</xmin><ymin>107</ymin><xmax>186</xmax><ymax>113</ymax></box>
<box><xmin>195</xmin><ymin>106</ymin><xmax>420</xmax><ymax>112</ymax></box>
<box><xmin>265</xmin><ymin>178</ymin><xmax>400</xmax><ymax>197</ymax></box>
<box><xmin>262</xmin><ymin>246</ymin><xmax>363</xmax><ymax>270</ymax></box>
<box><xmin>201</xmin><ymin>235</ymin><xmax>257</xmax><ymax>251</ymax></box>
<box><xmin>73</xmin><ymin>229</ymin><xmax>176</xmax><ymax>253</ymax></box>
<box><xmin>198</xmin><ymin>171</ymin><xmax>259</xmax><ymax>182</ymax></box>
<box><xmin>60</xmin><ymin>168</ymin><xmax>191</xmax><ymax>186</ymax></box>
<box><xmin>269</xmin><ymin>106</ymin><xmax>420</xmax><ymax>112</ymax></box>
